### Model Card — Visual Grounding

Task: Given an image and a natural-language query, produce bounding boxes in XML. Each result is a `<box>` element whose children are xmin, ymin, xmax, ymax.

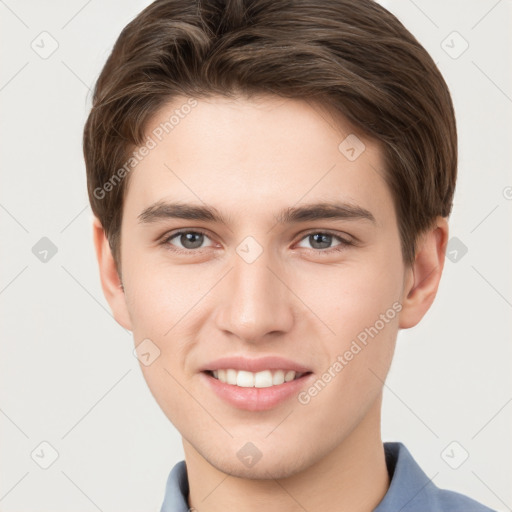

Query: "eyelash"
<box><xmin>159</xmin><ymin>229</ymin><xmax>355</xmax><ymax>255</ymax></box>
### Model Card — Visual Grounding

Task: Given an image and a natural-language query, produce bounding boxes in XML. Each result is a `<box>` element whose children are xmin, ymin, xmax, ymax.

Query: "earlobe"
<box><xmin>398</xmin><ymin>217</ymin><xmax>449</xmax><ymax>329</ymax></box>
<box><xmin>92</xmin><ymin>216</ymin><xmax>133</xmax><ymax>331</ymax></box>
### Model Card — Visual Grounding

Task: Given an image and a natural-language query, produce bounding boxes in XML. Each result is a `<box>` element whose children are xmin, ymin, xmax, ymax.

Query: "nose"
<box><xmin>213</xmin><ymin>247</ymin><xmax>295</xmax><ymax>343</ymax></box>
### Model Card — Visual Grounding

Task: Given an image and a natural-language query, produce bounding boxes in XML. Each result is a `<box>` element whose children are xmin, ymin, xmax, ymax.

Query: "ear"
<box><xmin>398</xmin><ymin>217</ymin><xmax>449</xmax><ymax>329</ymax></box>
<box><xmin>92</xmin><ymin>216</ymin><xmax>133</xmax><ymax>331</ymax></box>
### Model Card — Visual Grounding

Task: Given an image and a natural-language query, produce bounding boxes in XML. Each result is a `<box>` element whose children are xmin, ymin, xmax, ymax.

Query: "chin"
<box><xmin>201</xmin><ymin>442</ymin><xmax>315</xmax><ymax>481</ymax></box>
<box><xmin>218</xmin><ymin>459</ymin><xmax>303</xmax><ymax>480</ymax></box>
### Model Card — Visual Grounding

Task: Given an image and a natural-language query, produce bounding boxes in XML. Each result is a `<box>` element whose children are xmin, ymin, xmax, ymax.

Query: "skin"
<box><xmin>93</xmin><ymin>94</ymin><xmax>448</xmax><ymax>512</ymax></box>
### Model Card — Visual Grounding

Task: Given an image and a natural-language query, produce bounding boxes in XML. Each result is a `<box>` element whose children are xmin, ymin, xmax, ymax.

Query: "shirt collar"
<box><xmin>159</xmin><ymin>442</ymin><xmax>470</xmax><ymax>512</ymax></box>
<box><xmin>374</xmin><ymin>441</ymin><xmax>437</xmax><ymax>511</ymax></box>
<box><xmin>160</xmin><ymin>458</ymin><xmax>189</xmax><ymax>512</ymax></box>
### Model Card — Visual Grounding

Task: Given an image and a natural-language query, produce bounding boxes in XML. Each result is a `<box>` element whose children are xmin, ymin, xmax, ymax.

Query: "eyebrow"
<box><xmin>137</xmin><ymin>200</ymin><xmax>376</xmax><ymax>226</ymax></box>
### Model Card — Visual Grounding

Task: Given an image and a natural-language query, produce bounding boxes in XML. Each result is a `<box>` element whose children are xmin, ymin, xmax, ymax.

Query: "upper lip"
<box><xmin>200</xmin><ymin>355</ymin><xmax>312</xmax><ymax>373</ymax></box>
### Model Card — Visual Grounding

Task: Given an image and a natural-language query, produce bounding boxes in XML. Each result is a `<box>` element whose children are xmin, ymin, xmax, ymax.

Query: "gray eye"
<box><xmin>297</xmin><ymin>233</ymin><xmax>343</xmax><ymax>250</ymax></box>
<box><xmin>169</xmin><ymin>231</ymin><xmax>213</xmax><ymax>250</ymax></box>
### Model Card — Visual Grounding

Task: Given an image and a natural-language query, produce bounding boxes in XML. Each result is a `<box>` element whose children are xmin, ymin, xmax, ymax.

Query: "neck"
<box><xmin>183</xmin><ymin>395</ymin><xmax>389</xmax><ymax>512</ymax></box>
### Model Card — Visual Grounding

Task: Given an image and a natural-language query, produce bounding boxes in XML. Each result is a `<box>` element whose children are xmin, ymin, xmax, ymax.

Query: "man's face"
<box><xmin>118</xmin><ymin>94</ymin><xmax>408</xmax><ymax>478</ymax></box>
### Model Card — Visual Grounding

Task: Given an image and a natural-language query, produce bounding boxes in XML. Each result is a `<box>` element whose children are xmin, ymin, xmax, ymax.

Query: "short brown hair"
<box><xmin>83</xmin><ymin>0</ymin><xmax>457</xmax><ymax>272</ymax></box>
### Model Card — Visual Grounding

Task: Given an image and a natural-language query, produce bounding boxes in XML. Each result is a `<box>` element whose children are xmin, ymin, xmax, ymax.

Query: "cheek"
<box><xmin>123</xmin><ymin>254</ymin><xmax>199</xmax><ymax>336</ymax></box>
<box><xmin>297</xmin><ymin>267</ymin><xmax>400</xmax><ymax>424</ymax></box>
<box><xmin>138</xmin><ymin>360</ymin><xmax>200</xmax><ymax>434</ymax></box>
<box><xmin>292</xmin><ymin>247</ymin><xmax>403</xmax><ymax>393</ymax></box>
<box><xmin>298</xmin><ymin>255</ymin><xmax>403</xmax><ymax>337</ymax></box>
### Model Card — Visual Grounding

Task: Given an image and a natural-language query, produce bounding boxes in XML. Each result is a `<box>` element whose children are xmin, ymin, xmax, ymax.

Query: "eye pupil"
<box><xmin>310</xmin><ymin>233</ymin><xmax>331</xmax><ymax>249</ymax></box>
<box><xmin>181</xmin><ymin>232</ymin><xmax>204</xmax><ymax>249</ymax></box>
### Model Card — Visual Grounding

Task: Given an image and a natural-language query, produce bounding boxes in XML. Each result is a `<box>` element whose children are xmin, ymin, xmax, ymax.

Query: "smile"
<box><xmin>207</xmin><ymin>369</ymin><xmax>309</xmax><ymax>388</ymax></box>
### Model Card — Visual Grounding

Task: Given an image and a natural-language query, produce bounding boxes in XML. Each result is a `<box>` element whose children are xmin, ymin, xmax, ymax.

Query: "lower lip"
<box><xmin>201</xmin><ymin>371</ymin><xmax>314</xmax><ymax>411</ymax></box>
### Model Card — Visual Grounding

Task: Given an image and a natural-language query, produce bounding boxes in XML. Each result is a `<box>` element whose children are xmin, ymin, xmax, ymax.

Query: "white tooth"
<box><xmin>236</xmin><ymin>370</ymin><xmax>255</xmax><ymax>387</ymax></box>
<box><xmin>214</xmin><ymin>369</ymin><xmax>302</xmax><ymax>387</ymax></box>
<box><xmin>284</xmin><ymin>370</ymin><xmax>296</xmax><ymax>382</ymax></box>
<box><xmin>272</xmin><ymin>369</ymin><xmax>285</xmax><ymax>385</ymax></box>
<box><xmin>226</xmin><ymin>369</ymin><xmax>237</xmax><ymax>385</ymax></box>
<box><xmin>254</xmin><ymin>370</ymin><xmax>273</xmax><ymax>388</ymax></box>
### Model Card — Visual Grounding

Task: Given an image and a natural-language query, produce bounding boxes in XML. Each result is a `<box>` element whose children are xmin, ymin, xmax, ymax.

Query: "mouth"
<box><xmin>199</xmin><ymin>355</ymin><xmax>314</xmax><ymax>410</ymax></box>
<box><xmin>201</xmin><ymin>368</ymin><xmax>314</xmax><ymax>411</ymax></box>
<box><xmin>203</xmin><ymin>368</ymin><xmax>313</xmax><ymax>388</ymax></box>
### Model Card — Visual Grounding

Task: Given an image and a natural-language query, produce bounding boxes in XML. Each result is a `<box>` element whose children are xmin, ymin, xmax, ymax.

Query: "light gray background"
<box><xmin>0</xmin><ymin>0</ymin><xmax>511</xmax><ymax>511</ymax></box>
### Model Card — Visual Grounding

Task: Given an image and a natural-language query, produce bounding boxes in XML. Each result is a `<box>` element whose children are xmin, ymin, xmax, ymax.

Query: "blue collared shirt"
<box><xmin>160</xmin><ymin>442</ymin><xmax>495</xmax><ymax>511</ymax></box>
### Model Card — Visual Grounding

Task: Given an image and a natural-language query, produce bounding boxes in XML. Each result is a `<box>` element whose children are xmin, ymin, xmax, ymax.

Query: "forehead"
<box><xmin>122</xmin><ymin>94</ymin><xmax>394</xmax><ymax>227</ymax></box>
